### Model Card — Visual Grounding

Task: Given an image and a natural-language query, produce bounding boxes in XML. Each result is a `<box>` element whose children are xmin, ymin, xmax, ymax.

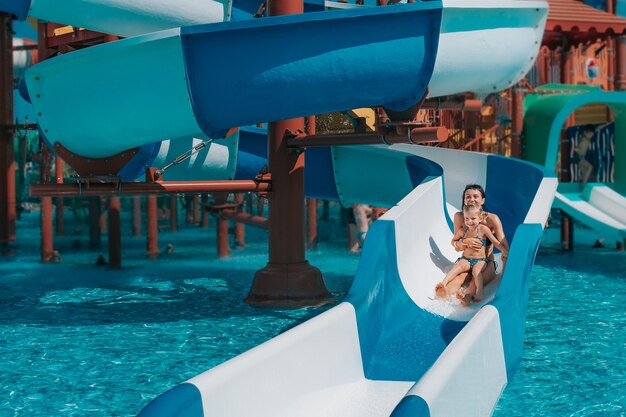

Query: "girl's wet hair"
<box><xmin>463</xmin><ymin>203</ymin><xmax>483</xmax><ymax>213</ymax></box>
<box><xmin>462</xmin><ymin>184</ymin><xmax>487</xmax><ymax>210</ymax></box>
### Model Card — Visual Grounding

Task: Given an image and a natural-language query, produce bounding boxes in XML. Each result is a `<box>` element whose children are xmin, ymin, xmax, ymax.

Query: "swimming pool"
<box><xmin>0</xmin><ymin>208</ymin><xmax>624</xmax><ymax>416</ymax></box>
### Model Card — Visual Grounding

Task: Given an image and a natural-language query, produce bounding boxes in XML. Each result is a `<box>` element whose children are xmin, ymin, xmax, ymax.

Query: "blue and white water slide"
<box><xmin>1</xmin><ymin>0</ymin><xmax>558</xmax><ymax>415</ymax></box>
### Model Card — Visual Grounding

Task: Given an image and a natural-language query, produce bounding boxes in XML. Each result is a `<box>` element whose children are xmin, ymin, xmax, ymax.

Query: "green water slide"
<box><xmin>523</xmin><ymin>84</ymin><xmax>626</xmax><ymax>240</ymax></box>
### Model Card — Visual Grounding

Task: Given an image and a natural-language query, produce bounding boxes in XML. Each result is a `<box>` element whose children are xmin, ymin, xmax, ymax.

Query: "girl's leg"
<box><xmin>436</xmin><ymin>261</ymin><xmax>469</xmax><ymax>298</ymax></box>
<box><xmin>459</xmin><ymin>260</ymin><xmax>496</xmax><ymax>299</ymax></box>
<box><xmin>472</xmin><ymin>261</ymin><xmax>487</xmax><ymax>301</ymax></box>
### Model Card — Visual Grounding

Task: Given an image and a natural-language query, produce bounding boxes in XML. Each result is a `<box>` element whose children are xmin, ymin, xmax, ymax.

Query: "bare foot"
<box><xmin>435</xmin><ymin>283</ymin><xmax>448</xmax><ymax>299</ymax></box>
<box><xmin>456</xmin><ymin>290</ymin><xmax>472</xmax><ymax>306</ymax></box>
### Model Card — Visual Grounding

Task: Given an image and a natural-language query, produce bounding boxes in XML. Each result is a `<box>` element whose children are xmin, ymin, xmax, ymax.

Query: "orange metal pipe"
<box><xmin>234</xmin><ymin>193</ymin><xmax>245</xmax><ymax>246</ymax></box>
<box><xmin>40</xmin><ymin>196</ymin><xmax>54</xmax><ymax>262</ymax></box>
<box><xmin>421</xmin><ymin>99</ymin><xmax>482</xmax><ymax>112</ymax></box>
<box><xmin>30</xmin><ymin>180</ymin><xmax>270</xmax><ymax>197</ymax></box>
<box><xmin>217</xmin><ymin>216</ymin><xmax>230</xmax><ymax>258</ymax></box>
<box><xmin>220</xmin><ymin>210</ymin><xmax>268</xmax><ymax>229</ymax></box>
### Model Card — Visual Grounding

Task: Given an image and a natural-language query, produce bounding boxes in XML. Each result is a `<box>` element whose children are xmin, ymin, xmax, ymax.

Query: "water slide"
<box><xmin>0</xmin><ymin>1</ymin><xmax>555</xmax><ymax>415</ymax></box>
<box><xmin>524</xmin><ymin>85</ymin><xmax>626</xmax><ymax>241</ymax></box>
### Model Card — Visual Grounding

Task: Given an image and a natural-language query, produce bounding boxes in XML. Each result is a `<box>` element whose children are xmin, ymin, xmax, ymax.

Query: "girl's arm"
<box><xmin>481</xmin><ymin>225</ymin><xmax>508</xmax><ymax>255</ymax></box>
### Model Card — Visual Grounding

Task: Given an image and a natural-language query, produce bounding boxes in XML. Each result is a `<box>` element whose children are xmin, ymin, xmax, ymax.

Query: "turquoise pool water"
<box><xmin>0</xmin><ymin>208</ymin><xmax>624</xmax><ymax>416</ymax></box>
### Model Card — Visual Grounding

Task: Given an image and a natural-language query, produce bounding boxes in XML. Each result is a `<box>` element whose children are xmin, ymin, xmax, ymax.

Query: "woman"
<box><xmin>436</xmin><ymin>184</ymin><xmax>509</xmax><ymax>303</ymax></box>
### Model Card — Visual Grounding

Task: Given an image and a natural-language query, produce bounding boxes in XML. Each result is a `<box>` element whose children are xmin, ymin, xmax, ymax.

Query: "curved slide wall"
<box><xmin>138</xmin><ymin>146</ymin><xmax>557</xmax><ymax>417</ymax></box>
<box><xmin>0</xmin><ymin>0</ymin><xmax>230</xmax><ymax>37</ymax></box>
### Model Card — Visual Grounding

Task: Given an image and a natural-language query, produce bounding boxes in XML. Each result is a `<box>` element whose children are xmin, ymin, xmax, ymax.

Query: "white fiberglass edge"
<box><xmin>404</xmin><ymin>305</ymin><xmax>507</xmax><ymax>417</ymax></box>
<box><xmin>25</xmin><ymin>29</ymin><xmax>203</xmax><ymax>158</ymax></box>
<box><xmin>28</xmin><ymin>0</ymin><xmax>229</xmax><ymax>37</ymax></box>
<box><xmin>12</xmin><ymin>38</ymin><xmax>33</xmax><ymax>76</ymax></box>
<box><xmin>553</xmin><ymin>192</ymin><xmax>626</xmax><ymax>240</ymax></box>
<box><xmin>524</xmin><ymin>177</ymin><xmax>559</xmax><ymax>225</ymax></box>
<box><xmin>586</xmin><ymin>186</ymin><xmax>626</xmax><ymax>225</ymax></box>
<box><xmin>187</xmin><ymin>302</ymin><xmax>413</xmax><ymax>417</ymax></box>
<box><xmin>429</xmin><ymin>0</ymin><xmax>547</xmax><ymax>97</ymax></box>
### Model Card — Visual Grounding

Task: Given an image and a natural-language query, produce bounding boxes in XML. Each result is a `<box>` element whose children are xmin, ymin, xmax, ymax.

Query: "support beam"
<box><xmin>0</xmin><ymin>14</ymin><xmax>16</xmax><ymax>244</ymax></box>
<box><xmin>108</xmin><ymin>197</ymin><xmax>121</xmax><ymax>268</ymax></box>
<box><xmin>30</xmin><ymin>179</ymin><xmax>271</xmax><ymax>197</ymax></box>
<box><xmin>146</xmin><ymin>196</ymin><xmax>158</xmax><ymax>258</ymax></box>
<box><xmin>248</xmin><ymin>0</ymin><xmax>328</xmax><ymax>308</ymax></box>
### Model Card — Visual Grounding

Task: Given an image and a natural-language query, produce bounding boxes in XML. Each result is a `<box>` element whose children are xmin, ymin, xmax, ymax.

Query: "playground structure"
<box><xmin>9</xmin><ymin>0</ymin><xmax>619</xmax><ymax>416</ymax></box>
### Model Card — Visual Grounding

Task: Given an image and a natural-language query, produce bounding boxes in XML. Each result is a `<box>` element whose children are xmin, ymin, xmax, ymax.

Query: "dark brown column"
<box><xmin>89</xmin><ymin>197</ymin><xmax>101</xmax><ymax>248</ymax></box>
<box><xmin>193</xmin><ymin>194</ymin><xmax>200</xmax><ymax>225</ymax></box>
<box><xmin>201</xmin><ymin>194</ymin><xmax>209</xmax><ymax>228</ymax></box>
<box><xmin>0</xmin><ymin>14</ymin><xmax>16</xmax><ymax>244</ymax></box>
<box><xmin>306</xmin><ymin>116</ymin><xmax>317</xmax><ymax>250</ymax></box>
<box><xmin>146</xmin><ymin>195</ymin><xmax>158</xmax><ymax>257</ymax></box>
<box><xmin>248</xmin><ymin>0</ymin><xmax>328</xmax><ymax>307</ymax></box>
<box><xmin>108</xmin><ymin>197</ymin><xmax>121</xmax><ymax>268</ymax></box>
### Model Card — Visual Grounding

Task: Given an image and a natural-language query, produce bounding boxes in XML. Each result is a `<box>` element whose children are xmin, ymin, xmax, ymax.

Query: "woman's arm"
<box><xmin>450</xmin><ymin>228</ymin><xmax>466</xmax><ymax>251</ymax></box>
<box><xmin>487</xmin><ymin>213</ymin><xmax>509</xmax><ymax>257</ymax></box>
<box><xmin>481</xmin><ymin>225</ymin><xmax>508</xmax><ymax>255</ymax></box>
<box><xmin>454</xmin><ymin>211</ymin><xmax>483</xmax><ymax>250</ymax></box>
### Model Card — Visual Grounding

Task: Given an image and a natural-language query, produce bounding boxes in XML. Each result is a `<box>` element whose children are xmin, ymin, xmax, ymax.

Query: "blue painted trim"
<box><xmin>117</xmin><ymin>142</ymin><xmax>161</xmax><ymax>182</ymax></box>
<box><xmin>489</xmin><ymin>223</ymin><xmax>543</xmax><ymax>379</ymax></box>
<box><xmin>390</xmin><ymin>395</ymin><xmax>430</xmax><ymax>417</ymax></box>
<box><xmin>136</xmin><ymin>383</ymin><xmax>204</xmax><ymax>417</ymax></box>
<box><xmin>234</xmin><ymin>150</ymin><xmax>267</xmax><ymax>180</ymax></box>
<box><xmin>181</xmin><ymin>3</ymin><xmax>441</xmax><ymax>137</ymax></box>
<box><xmin>0</xmin><ymin>0</ymin><xmax>31</xmax><ymax>20</ymax></box>
<box><xmin>305</xmin><ymin>147</ymin><xmax>339</xmax><ymax>200</ymax></box>
<box><xmin>346</xmin><ymin>220</ymin><xmax>463</xmax><ymax>381</ymax></box>
<box><xmin>18</xmin><ymin>77</ymin><xmax>31</xmax><ymax>104</ymax></box>
<box><xmin>238</xmin><ymin>126</ymin><xmax>267</xmax><ymax>159</ymax></box>
<box><xmin>486</xmin><ymin>155</ymin><xmax>548</xmax><ymax>250</ymax></box>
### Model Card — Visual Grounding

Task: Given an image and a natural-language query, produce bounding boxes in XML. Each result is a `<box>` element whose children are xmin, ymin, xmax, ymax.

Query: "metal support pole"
<box><xmin>201</xmin><ymin>194</ymin><xmax>209</xmax><ymax>228</ymax></box>
<box><xmin>89</xmin><ymin>197</ymin><xmax>101</xmax><ymax>248</ymax></box>
<box><xmin>55</xmin><ymin>156</ymin><xmax>64</xmax><ymax>235</ymax></box>
<box><xmin>193</xmin><ymin>194</ymin><xmax>200</xmax><ymax>225</ymax></box>
<box><xmin>170</xmin><ymin>195</ymin><xmax>178</xmax><ymax>232</ymax></box>
<box><xmin>0</xmin><ymin>14</ymin><xmax>16</xmax><ymax>244</ymax></box>
<box><xmin>146</xmin><ymin>195</ymin><xmax>158</xmax><ymax>257</ymax></box>
<box><xmin>234</xmin><ymin>193</ymin><xmax>245</xmax><ymax>247</ymax></box>
<box><xmin>305</xmin><ymin>115</ymin><xmax>317</xmax><ymax>250</ymax></box>
<box><xmin>40</xmin><ymin>196</ymin><xmax>54</xmax><ymax>261</ymax></box>
<box><xmin>248</xmin><ymin>0</ymin><xmax>328</xmax><ymax>307</ymax></box>
<box><xmin>133</xmin><ymin>196</ymin><xmax>142</xmax><ymax>236</ymax></box>
<box><xmin>108</xmin><ymin>197</ymin><xmax>121</xmax><ymax>268</ymax></box>
<box><xmin>217</xmin><ymin>214</ymin><xmax>230</xmax><ymax>258</ymax></box>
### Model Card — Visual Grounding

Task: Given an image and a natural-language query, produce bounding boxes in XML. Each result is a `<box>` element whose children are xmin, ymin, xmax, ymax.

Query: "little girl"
<box><xmin>435</xmin><ymin>204</ymin><xmax>508</xmax><ymax>304</ymax></box>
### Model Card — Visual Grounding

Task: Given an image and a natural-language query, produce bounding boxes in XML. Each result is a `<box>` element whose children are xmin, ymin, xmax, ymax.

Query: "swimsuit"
<box><xmin>458</xmin><ymin>227</ymin><xmax>490</xmax><ymax>271</ymax></box>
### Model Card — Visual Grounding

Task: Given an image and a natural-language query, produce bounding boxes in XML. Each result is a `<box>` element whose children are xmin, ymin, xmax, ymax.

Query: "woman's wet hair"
<box><xmin>462</xmin><ymin>184</ymin><xmax>487</xmax><ymax>210</ymax></box>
